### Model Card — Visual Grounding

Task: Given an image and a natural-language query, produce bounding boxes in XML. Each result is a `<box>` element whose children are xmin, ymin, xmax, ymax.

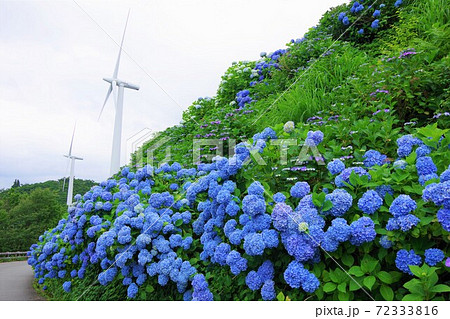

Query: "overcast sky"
<box><xmin>0</xmin><ymin>0</ymin><xmax>347</xmax><ymax>189</ymax></box>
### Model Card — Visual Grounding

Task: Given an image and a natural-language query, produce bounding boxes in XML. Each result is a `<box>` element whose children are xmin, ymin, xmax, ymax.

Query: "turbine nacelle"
<box><xmin>103</xmin><ymin>77</ymin><xmax>139</xmax><ymax>91</ymax></box>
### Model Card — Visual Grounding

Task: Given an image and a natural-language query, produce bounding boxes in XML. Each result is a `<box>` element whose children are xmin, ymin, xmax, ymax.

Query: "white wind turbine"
<box><xmin>98</xmin><ymin>10</ymin><xmax>140</xmax><ymax>176</ymax></box>
<box><xmin>63</xmin><ymin>124</ymin><xmax>83</xmax><ymax>206</ymax></box>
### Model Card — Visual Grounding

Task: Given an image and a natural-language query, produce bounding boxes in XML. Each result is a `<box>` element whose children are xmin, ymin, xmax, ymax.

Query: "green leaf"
<box><xmin>349</xmin><ymin>171</ymin><xmax>359</xmax><ymax>186</ymax></box>
<box><xmin>322</xmin><ymin>200</ymin><xmax>333</xmax><ymax>212</ymax></box>
<box><xmin>145</xmin><ymin>285</ymin><xmax>154</xmax><ymax>293</ymax></box>
<box><xmin>342</xmin><ymin>254</ymin><xmax>354</xmax><ymax>267</ymax></box>
<box><xmin>363</xmin><ymin>276</ymin><xmax>376</xmax><ymax>290</ymax></box>
<box><xmin>380</xmin><ymin>285</ymin><xmax>394</xmax><ymax>301</ymax></box>
<box><xmin>338</xmin><ymin>282</ymin><xmax>347</xmax><ymax>293</ymax></box>
<box><xmin>377</xmin><ymin>271</ymin><xmax>393</xmax><ymax>284</ymax></box>
<box><xmin>323</xmin><ymin>282</ymin><xmax>337</xmax><ymax>293</ymax></box>
<box><xmin>384</xmin><ymin>193</ymin><xmax>394</xmax><ymax>206</ymax></box>
<box><xmin>175</xmin><ymin>219</ymin><xmax>183</xmax><ymax>227</ymax></box>
<box><xmin>348</xmin><ymin>266</ymin><xmax>364</xmax><ymax>277</ymax></box>
<box><xmin>402</xmin><ymin>294</ymin><xmax>423</xmax><ymax>301</ymax></box>
<box><xmin>430</xmin><ymin>284</ymin><xmax>450</xmax><ymax>293</ymax></box>
<box><xmin>404</xmin><ymin>279</ymin><xmax>425</xmax><ymax>295</ymax></box>
<box><xmin>338</xmin><ymin>291</ymin><xmax>349</xmax><ymax>301</ymax></box>
<box><xmin>329</xmin><ymin>270</ymin><xmax>339</xmax><ymax>283</ymax></box>
<box><xmin>427</xmin><ymin>272</ymin><xmax>439</xmax><ymax>288</ymax></box>
<box><xmin>349</xmin><ymin>279</ymin><xmax>361</xmax><ymax>291</ymax></box>
<box><xmin>276</xmin><ymin>291</ymin><xmax>285</xmax><ymax>301</ymax></box>
<box><xmin>361</xmin><ymin>256</ymin><xmax>378</xmax><ymax>273</ymax></box>
<box><xmin>408</xmin><ymin>265</ymin><xmax>425</xmax><ymax>278</ymax></box>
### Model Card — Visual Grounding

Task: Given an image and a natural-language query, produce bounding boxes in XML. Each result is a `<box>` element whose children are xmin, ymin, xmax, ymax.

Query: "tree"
<box><xmin>11</xmin><ymin>179</ymin><xmax>20</xmax><ymax>188</ymax></box>
<box><xmin>0</xmin><ymin>188</ymin><xmax>65</xmax><ymax>252</ymax></box>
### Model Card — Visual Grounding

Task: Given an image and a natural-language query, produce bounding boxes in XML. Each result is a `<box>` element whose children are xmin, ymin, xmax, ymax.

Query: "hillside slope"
<box><xmin>28</xmin><ymin>0</ymin><xmax>449</xmax><ymax>301</ymax></box>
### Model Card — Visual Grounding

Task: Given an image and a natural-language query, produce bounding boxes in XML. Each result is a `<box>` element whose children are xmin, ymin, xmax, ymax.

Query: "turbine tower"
<box><xmin>63</xmin><ymin>124</ymin><xmax>83</xmax><ymax>206</ymax></box>
<box><xmin>98</xmin><ymin>10</ymin><xmax>139</xmax><ymax>176</ymax></box>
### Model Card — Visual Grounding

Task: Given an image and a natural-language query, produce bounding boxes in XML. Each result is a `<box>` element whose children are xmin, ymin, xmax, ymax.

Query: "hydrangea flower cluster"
<box><xmin>305</xmin><ymin>130</ymin><xmax>324</xmax><ymax>147</ymax></box>
<box><xmin>327</xmin><ymin>159</ymin><xmax>345</xmax><ymax>175</ymax></box>
<box><xmin>395</xmin><ymin>249</ymin><xmax>422</xmax><ymax>275</ymax></box>
<box><xmin>422</xmin><ymin>169</ymin><xmax>450</xmax><ymax>231</ymax></box>
<box><xmin>386</xmin><ymin>195</ymin><xmax>419</xmax><ymax>232</ymax></box>
<box><xmin>363</xmin><ymin>150</ymin><xmax>388</xmax><ymax>167</ymax></box>
<box><xmin>424</xmin><ymin>248</ymin><xmax>445</xmax><ymax>267</ymax></box>
<box><xmin>357</xmin><ymin>190</ymin><xmax>382</xmax><ymax>215</ymax></box>
<box><xmin>245</xmin><ymin>260</ymin><xmax>276</xmax><ymax>300</ymax></box>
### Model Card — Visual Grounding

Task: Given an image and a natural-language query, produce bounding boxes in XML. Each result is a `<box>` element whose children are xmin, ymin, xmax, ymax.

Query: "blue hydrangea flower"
<box><xmin>358</xmin><ymin>190</ymin><xmax>383</xmax><ymax>214</ymax></box>
<box><xmin>192</xmin><ymin>274</ymin><xmax>213</xmax><ymax>301</ymax></box>
<box><xmin>226</xmin><ymin>250</ymin><xmax>247</xmax><ymax>275</ymax></box>
<box><xmin>373</xmin><ymin>9</ymin><xmax>381</xmax><ymax>17</ymax></box>
<box><xmin>273</xmin><ymin>192</ymin><xmax>286</xmax><ymax>203</ymax></box>
<box><xmin>271</xmin><ymin>203</ymin><xmax>291</xmax><ymax>232</ymax></box>
<box><xmin>389</xmin><ymin>195</ymin><xmax>416</xmax><ymax>217</ymax></box>
<box><xmin>437</xmin><ymin>208</ymin><xmax>450</xmax><ymax>231</ymax></box>
<box><xmin>261</xmin><ymin>229</ymin><xmax>279</xmax><ymax>248</ymax></box>
<box><xmin>325</xmin><ymin>189</ymin><xmax>353</xmax><ymax>217</ymax></box>
<box><xmin>226</xmin><ymin>200</ymin><xmax>240</xmax><ymax>217</ymax></box>
<box><xmin>375</xmin><ymin>185</ymin><xmax>394</xmax><ymax>198</ymax></box>
<box><xmin>212</xmin><ymin>243</ymin><xmax>230</xmax><ymax>266</ymax></box>
<box><xmin>349</xmin><ymin>217</ymin><xmax>376</xmax><ymax>246</ymax></box>
<box><xmin>397</xmin><ymin>134</ymin><xmax>422</xmax><ymax>158</ymax></box>
<box><xmin>248</xmin><ymin>181</ymin><xmax>265</xmax><ymax>196</ymax></box>
<box><xmin>395</xmin><ymin>249</ymin><xmax>422</xmax><ymax>275</ymax></box>
<box><xmin>416</xmin><ymin>156</ymin><xmax>437</xmax><ymax>176</ymax></box>
<box><xmin>424</xmin><ymin>248</ymin><xmax>445</xmax><ymax>266</ymax></box>
<box><xmin>342</xmin><ymin>16</ymin><xmax>350</xmax><ymax>26</ymax></box>
<box><xmin>243</xmin><ymin>233</ymin><xmax>266</xmax><ymax>256</ymax></box>
<box><xmin>416</xmin><ymin>145</ymin><xmax>431</xmax><ymax>157</ymax></box>
<box><xmin>363</xmin><ymin>150</ymin><xmax>387</xmax><ymax>167</ymax></box>
<box><xmin>306</xmin><ymin>131</ymin><xmax>324</xmax><ymax>146</ymax></box>
<box><xmin>246</xmin><ymin>271</ymin><xmax>262</xmax><ymax>291</ymax></box>
<box><xmin>326</xmin><ymin>218</ymin><xmax>350</xmax><ymax>242</ymax></box>
<box><xmin>440</xmin><ymin>167</ymin><xmax>450</xmax><ymax>182</ymax></box>
<box><xmin>261</xmin><ymin>280</ymin><xmax>276</xmax><ymax>300</ymax></box>
<box><xmin>396</xmin><ymin>214</ymin><xmax>420</xmax><ymax>232</ymax></box>
<box><xmin>302</xmin><ymin>272</ymin><xmax>320</xmax><ymax>293</ymax></box>
<box><xmin>290</xmin><ymin>182</ymin><xmax>310</xmax><ymax>199</ymax></box>
<box><xmin>63</xmin><ymin>281</ymin><xmax>71</xmax><ymax>292</ymax></box>
<box><xmin>371</xmin><ymin>19</ymin><xmax>379</xmax><ymax>29</ymax></box>
<box><xmin>284</xmin><ymin>260</ymin><xmax>304</xmax><ymax>288</ymax></box>
<box><xmin>242</xmin><ymin>195</ymin><xmax>266</xmax><ymax>216</ymax></box>
<box><xmin>327</xmin><ymin>159</ymin><xmax>345</xmax><ymax>175</ymax></box>
<box><xmin>379</xmin><ymin>235</ymin><xmax>392</xmax><ymax>249</ymax></box>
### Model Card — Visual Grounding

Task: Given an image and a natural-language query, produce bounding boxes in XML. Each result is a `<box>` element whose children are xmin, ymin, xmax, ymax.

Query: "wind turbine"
<box><xmin>63</xmin><ymin>124</ymin><xmax>83</xmax><ymax>206</ymax></box>
<box><xmin>98</xmin><ymin>10</ymin><xmax>140</xmax><ymax>176</ymax></box>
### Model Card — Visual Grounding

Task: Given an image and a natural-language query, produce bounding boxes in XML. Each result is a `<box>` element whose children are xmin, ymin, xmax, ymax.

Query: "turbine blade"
<box><xmin>113</xmin><ymin>9</ymin><xmax>130</xmax><ymax>79</ymax></box>
<box><xmin>68</xmin><ymin>123</ymin><xmax>76</xmax><ymax>156</ymax></box>
<box><xmin>98</xmin><ymin>84</ymin><xmax>113</xmax><ymax>120</ymax></box>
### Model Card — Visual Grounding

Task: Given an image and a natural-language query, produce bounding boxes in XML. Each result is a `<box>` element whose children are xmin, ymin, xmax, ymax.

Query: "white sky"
<box><xmin>0</xmin><ymin>0</ymin><xmax>347</xmax><ymax>189</ymax></box>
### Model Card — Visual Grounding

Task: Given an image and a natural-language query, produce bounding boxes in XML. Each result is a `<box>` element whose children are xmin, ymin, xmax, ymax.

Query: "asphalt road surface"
<box><xmin>0</xmin><ymin>260</ymin><xmax>44</xmax><ymax>300</ymax></box>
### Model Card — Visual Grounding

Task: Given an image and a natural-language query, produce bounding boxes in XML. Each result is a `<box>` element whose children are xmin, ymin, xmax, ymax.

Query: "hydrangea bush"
<box><xmin>29</xmin><ymin>0</ymin><xmax>449</xmax><ymax>301</ymax></box>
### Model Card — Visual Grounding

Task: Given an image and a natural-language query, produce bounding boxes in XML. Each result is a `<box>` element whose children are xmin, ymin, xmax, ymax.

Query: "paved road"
<box><xmin>0</xmin><ymin>260</ymin><xmax>44</xmax><ymax>300</ymax></box>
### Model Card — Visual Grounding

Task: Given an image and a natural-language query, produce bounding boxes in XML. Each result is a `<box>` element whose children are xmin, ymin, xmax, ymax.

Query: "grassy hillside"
<box><xmin>29</xmin><ymin>0</ymin><xmax>449</xmax><ymax>301</ymax></box>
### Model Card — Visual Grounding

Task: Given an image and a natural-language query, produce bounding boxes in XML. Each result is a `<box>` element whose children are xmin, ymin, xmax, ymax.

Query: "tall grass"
<box><xmin>253</xmin><ymin>44</ymin><xmax>368</xmax><ymax>130</ymax></box>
